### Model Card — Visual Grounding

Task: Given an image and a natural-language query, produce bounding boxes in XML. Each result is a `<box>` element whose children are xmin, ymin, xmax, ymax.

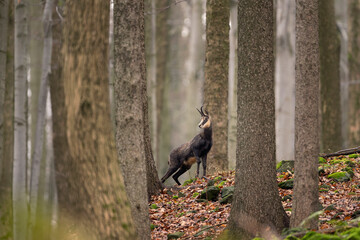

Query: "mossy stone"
<box><xmin>167</xmin><ymin>232</ymin><xmax>184</xmax><ymax>239</ymax></box>
<box><xmin>199</xmin><ymin>186</ymin><xmax>220</xmax><ymax>201</ymax></box>
<box><xmin>278</xmin><ymin>179</ymin><xmax>294</xmax><ymax>189</ymax></box>
<box><xmin>327</xmin><ymin>172</ymin><xmax>351</xmax><ymax>182</ymax></box>
<box><xmin>276</xmin><ymin>160</ymin><xmax>294</xmax><ymax>173</ymax></box>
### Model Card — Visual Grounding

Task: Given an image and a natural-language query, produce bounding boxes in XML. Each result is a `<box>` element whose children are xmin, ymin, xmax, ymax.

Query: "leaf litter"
<box><xmin>149</xmin><ymin>154</ymin><xmax>360</xmax><ymax>239</ymax></box>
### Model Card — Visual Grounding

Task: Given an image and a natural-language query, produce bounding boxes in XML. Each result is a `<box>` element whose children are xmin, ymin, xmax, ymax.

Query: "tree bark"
<box><xmin>203</xmin><ymin>0</ymin><xmax>229</xmax><ymax>174</ymax></box>
<box><xmin>13</xmin><ymin>0</ymin><xmax>29</xmax><ymax>239</ymax></box>
<box><xmin>0</xmin><ymin>1</ymin><xmax>14</xmax><ymax>238</ymax></box>
<box><xmin>319</xmin><ymin>0</ymin><xmax>342</xmax><ymax>153</ymax></box>
<box><xmin>275</xmin><ymin>0</ymin><xmax>296</xmax><ymax>162</ymax></box>
<box><xmin>56</xmin><ymin>1</ymin><xmax>136</xmax><ymax>238</ymax></box>
<box><xmin>113</xmin><ymin>1</ymin><xmax>156</xmax><ymax>239</ymax></box>
<box><xmin>28</xmin><ymin>0</ymin><xmax>54</xmax><ymax>237</ymax></box>
<box><xmin>28</xmin><ymin>0</ymin><xmax>43</xmax><ymax>159</ymax></box>
<box><xmin>228</xmin><ymin>0</ymin><xmax>237</xmax><ymax>169</ymax></box>
<box><xmin>348</xmin><ymin>0</ymin><xmax>360</xmax><ymax>148</ymax></box>
<box><xmin>335</xmin><ymin>0</ymin><xmax>349</xmax><ymax>149</ymax></box>
<box><xmin>291</xmin><ymin>0</ymin><xmax>320</xmax><ymax>229</ymax></box>
<box><xmin>0</xmin><ymin>0</ymin><xmax>9</xmax><ymax>178</ymax></box>
<box><xmin>227</xmin><ymin>1</ymin><xmax>289</xmax><ymax>238</ymax></box>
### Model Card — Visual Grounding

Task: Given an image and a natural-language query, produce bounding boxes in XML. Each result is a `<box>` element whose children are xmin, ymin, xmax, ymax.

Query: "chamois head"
<box><xmin>197</xmin><ymin>106</ymin><xmax>211</xmax><ymax>129</ymax></box>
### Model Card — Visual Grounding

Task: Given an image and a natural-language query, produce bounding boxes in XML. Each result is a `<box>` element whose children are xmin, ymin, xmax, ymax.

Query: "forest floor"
<box><xmin>149</xmin><ymin>154</ymin><xmax>360</xmax><ymax>240</ymax></box>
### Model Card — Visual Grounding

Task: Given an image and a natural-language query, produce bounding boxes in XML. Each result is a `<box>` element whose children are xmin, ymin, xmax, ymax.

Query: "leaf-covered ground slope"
<box><xmin>149</xmin><ymin>154</ymin><xmax>360</xmax><ymax>239</ymax></box>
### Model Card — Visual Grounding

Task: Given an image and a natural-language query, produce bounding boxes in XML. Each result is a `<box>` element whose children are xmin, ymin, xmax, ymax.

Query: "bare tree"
<box><xmin>275</xmin><ymin>0</ymin><xmax>295</xmax><ymax>162</ymax></box>
<box><xmin>28</xmin><ymin>0</ymin><xmax>54</xmax><ymax>237</ymax></box>
<box><xmin>13</xmin><ymin>0</ymin><xmax>29</xmax><ymax>239</ymax></box>
<box><xmin>0</xmin><ymin>0</ymin><xmax>9</xmax><ymax>176</ymax></box>
<box><xmin>113</xmin><ymin>0</ymin><xmax>155</xmax><ymax>239</ymax></box>
<box><xmin>291</xmin><ymin>0</ymin><xmax>320</xmax><ymax>229</ymax></box>
<box><xmin>319</xmin><ymin>0</ymin><xmax>341</xmax><ymax>153</ymax></box>
<box><xmin>203</xmin><ymin>0</ymin><xmax>229</xmax><ymax>174</ymax></box>
<box><xmin>348</xmin><ymin>0</ymin><xmax>360</xmax><ymax>147</ymax></box>
<box><xmin>0</xmin><ymin>0</ymin><xmax>14</xmax><ymax>238</ymax></box>
<box><xmin>227</xmin><ymin>1</ymin><xmax>289</xmax><ymax>239</ymax></box>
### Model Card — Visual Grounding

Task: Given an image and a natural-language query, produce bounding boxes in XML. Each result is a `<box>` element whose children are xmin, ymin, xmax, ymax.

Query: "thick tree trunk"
<box><xmin>113</xmin><ymin>1</ymin><xmax>155</xmax><ymax>239</ymax></box>
<box><xmin>348</xmin><ymin>0</ymin><xmax>360</xmax><ymax>147</ymax></box>
<box><xmin>203</xmin><ymin>0</ymin><xmax>229</xmax><ymax>174</ymax></box>
<box><xmin>291</xmin><ymin>0</ymin><xmax>320</xmax><ymax>229</ymax></box>
<box><xmin>13</xmin><ymin>0</ymin><xmax>29</xmax><ymax>239</ymax></box>
<box><xmin>319</xmin><ymin>0</ymin><xmax>342</xmax><ymax>153</ymax></box>
<box><xmin>227</xmin><ymin>1</ymin><xmax>289</xmax><ymax>239</ymax></box>
<box><xmin>56</xmin><ymin>1</ymin><xmax>136</xmax><ymax>238</ymax></box>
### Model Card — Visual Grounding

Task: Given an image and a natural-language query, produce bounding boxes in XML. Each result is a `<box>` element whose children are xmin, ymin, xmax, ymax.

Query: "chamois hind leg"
<box><xmin>172</xmin><ymin>165</ymin><xmax>191</xmax><ymax>186</ymax></box>
<box><xmin>161</xmin><ymin>159</ymin><xmax>181</xmax><ymax>184</ymax></box>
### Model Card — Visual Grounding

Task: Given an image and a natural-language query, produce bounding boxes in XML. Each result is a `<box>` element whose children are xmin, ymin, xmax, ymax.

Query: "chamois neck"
<box><xmin>201</xmin><ymin>125</ymin><xmax>212</xmax><ymax>140</ymax></box>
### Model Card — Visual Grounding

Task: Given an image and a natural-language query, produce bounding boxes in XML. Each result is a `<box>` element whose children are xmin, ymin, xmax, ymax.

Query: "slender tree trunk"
<box><xmin>28</xmin><ymin>0</ymin><xmax>43</xmax><ymax>159</ymax></box>
<box><xmin>227</xmin><ymin>1</ymin><xmax>289</xmax><ymax>239</ymax></box>
<box><xmin>0</xmin><ymin>0</ymin><xmax>9</xmax><ymax>177</ymax></box>
<box><xmin>319</xmin><ymin>0</ymin><xmax>341</xmax><ymax>153</ymax></box>
<box><xmin>348</xmin><ymin>0</ymin><xmax>360</xmax><ymax>147</ymax></box>
<box><xmin>28</xmin><ymin>0</ymin><xmax>54</xmax><ymax>237</ymax></box>
<box><xmin>57</xmin><ymin>1</ymin><xmax>136</xmax><ymax>238</ymax></box>
<box><xmin>154</xmin><ymin>0</ymin><xmax>169</xmax><ymax>169</ymax></box>
<box><xmin>228</xmin><ymin>0</ymin><xmax>237</xmax><ymax>169</ymax></box>
<box><xmin>291</xmin><ymin>0</ymin><xmax>320</xmax><ymax>229</ymax></box>
<box><xmin>48</xmin><ymin>0</ymin><xmax>65</xmax><ymax>237</ymax></box>
<box><xmin>113</xmin><ymin>1</ymin><xmax>155</xmax><ymax>239</ymax></box>
<box><xmin>13</xmin><ymin>0</ymin><xmax>29</xmax><ymax>239</ymax></box>
<box><xmin>275</xmin><ymin>0</ymin><xmax>295</xmax><ymax>162</ymax></box>
<box><xmin>145</xmin><ymin>0</ymin><xmax>157</xmax><ymax>166</ymax></box>
<box><xmin>203</xmin><ymin>0</ymin><xmax>229</xmax><ymax>174</ymax></box>
<box><xmin>0</xmin><ymin>1</ymin><xmax>14</xmax><ymax>238</ymax></box>
<box><xmin>335</xmin><ymin>0</ymin><xmax>349</xmax><ymax>149</ymax></box>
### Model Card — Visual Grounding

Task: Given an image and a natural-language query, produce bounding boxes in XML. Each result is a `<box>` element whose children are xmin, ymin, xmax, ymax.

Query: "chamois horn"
<box><xmin>197</xmin><ymin>106</ymin><xmax>205</xmax><ymax>116</ymax></box>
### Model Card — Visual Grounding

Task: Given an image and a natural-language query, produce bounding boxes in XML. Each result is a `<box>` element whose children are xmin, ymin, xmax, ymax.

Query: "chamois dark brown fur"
<box><xmin>161</xmin><ymin>106</ymin><xmax>212</xmax><ymax>185</ymax></box>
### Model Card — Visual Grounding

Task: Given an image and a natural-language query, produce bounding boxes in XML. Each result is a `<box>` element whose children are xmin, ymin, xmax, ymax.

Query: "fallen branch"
<box><xmin>321</xmin><ymin>146</ymin><xmax>360</xmax><ymax>158</ymax></box>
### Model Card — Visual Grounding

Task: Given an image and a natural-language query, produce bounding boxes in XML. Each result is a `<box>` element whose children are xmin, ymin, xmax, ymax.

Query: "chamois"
<box><xmin>161</xmin><ymin>106</ymin><xmax>212</xmax><ymax>185</ymax></box>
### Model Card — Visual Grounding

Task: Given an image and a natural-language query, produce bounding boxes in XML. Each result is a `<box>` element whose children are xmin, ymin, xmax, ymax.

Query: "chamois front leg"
<box><xmin>202</xmin><ymin>154</ymin><xmax>207</xmax><ymax>178</ymax></box>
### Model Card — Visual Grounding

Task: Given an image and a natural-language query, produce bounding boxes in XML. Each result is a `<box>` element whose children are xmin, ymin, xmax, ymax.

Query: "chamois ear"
<box><xmin>204</xmin><ymin>109</ymin><xmax>209</xmax><ymax>117</ymax></box>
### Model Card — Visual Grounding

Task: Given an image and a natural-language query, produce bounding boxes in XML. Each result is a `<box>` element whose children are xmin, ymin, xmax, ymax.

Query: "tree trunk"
<box><xmin>227</xmin><ymin>1</ymin><xmax>289</xmax><ymax>238</ymax></box>
<box><xmin>154</xmin><ymin>0</ymin><xmax>169</xmax><ymax>169</ymax></box>
<box><xmin>13</xmin><ymin>0</ymin><xmax>29</xmax><ymax>239</ymax></box>
<box><xmin>28</xmin><ymin>0</ymin><xmax>43</xmax><ymax>159</ymax></box>
<box><xmin>319</xmin><ymin>0</ymin><xmax>342</xmax><ymax>153</ymax></box>
<box><xmin>228</xmin><ymin>0</ymin><xmax>237</xmax><ymax>169</ymax></box>
<box><xmin>48</xmin><ymin>0</ymin><xmax>66</xmax><ymax>236</ymax></box>
<box><xmin>203</xmin><ymin>0</ymin><xmax>229</xmax><ymax>174</ymax></box>
<box><xmin>0</xmin><ymin>1</ymin><xmax>14</xmax><ymax>238</ymax></box>
<box><xmin>28</xmin><ymin>0</ymin><xmax>54</xmax><ymax>237</ymax></box>
<box><xmin>56</xmin><ymin>1</ymin><xmax>136</xmax><ymax>238</ymax></box>
<box><xmin>291</xmin><ymin>0</ymin><xmax>320</xmax><ymax>229</ymax></box>
<box><xmin>335</xmin><ymin>0</ymin><xmax>349</xmax><ymax>149</ymax></box>
<box><xmin>275</xmin><ymin>0</ymin><xmax>296</xmax><ymax>162</ymax></box>
<box><xmin>348</xmin><ymin>0</ymin><xmax>360</xmax><ymax>148</ymax></box>
<box><xmin>0</xmin><ymin>0</ymin><xmax>9</xmax><ymax>178</ymax></box>
<box><xmin>113</xmin><ymin>1</ymin><xmax>153</xmax><ymax>239</ymax></box>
